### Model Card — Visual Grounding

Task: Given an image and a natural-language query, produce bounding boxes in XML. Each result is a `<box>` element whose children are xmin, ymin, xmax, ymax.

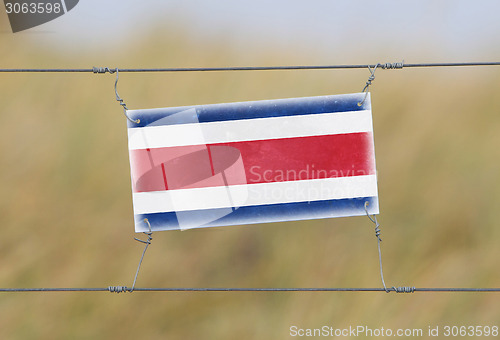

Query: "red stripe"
<box><xmin>130</xmin><ymin>133</ymin><xmax>375</xmax><ymax>193</ymax></box>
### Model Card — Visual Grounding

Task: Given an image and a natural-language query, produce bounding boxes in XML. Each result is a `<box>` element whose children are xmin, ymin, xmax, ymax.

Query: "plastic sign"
<box><xmin>126</xmin><ymin>93</ymin><xmax>378</xmax><ymax>232</ymax></box>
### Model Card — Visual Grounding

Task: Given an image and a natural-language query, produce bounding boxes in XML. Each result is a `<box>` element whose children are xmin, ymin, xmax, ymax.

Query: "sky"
<box><xmin>2</xmin><ymin>0</ymin><xmax>500</xmax><ymax>62</ymax></box>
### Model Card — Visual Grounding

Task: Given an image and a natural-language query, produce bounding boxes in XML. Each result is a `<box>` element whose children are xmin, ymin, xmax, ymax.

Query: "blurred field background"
<box><xmin>1</xmin><ymin>2</ymin><xmax>500</xmax><ymax>339</ymax></box>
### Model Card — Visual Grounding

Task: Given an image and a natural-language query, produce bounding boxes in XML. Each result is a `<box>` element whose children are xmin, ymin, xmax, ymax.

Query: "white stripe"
<box><xmin>132</xmin><ymin>175</ymin><xmax>378</xmax><ymax>215</ymax></box>
<box><xmin>128</xmin><ymin>110</ymin><xmax>372</xmax><ymax>150</ymax></box>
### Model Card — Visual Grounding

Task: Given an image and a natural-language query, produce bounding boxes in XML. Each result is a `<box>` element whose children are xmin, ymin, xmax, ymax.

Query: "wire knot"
<box><xmin>112</xmin><ymin>68</ymin><xmax>140</xmax><ymax>124</ymax></box>
<box><xmin>365</xmin><ymin>73</ymin><xmax>375</xmax><ymax>88</ymax></box>
<box><xmin>362</xmin><ymin>66</ymin><xmax>377</xmax><ymax>93</ymax></box>
<box><xmin>108</xmin><ymin>286</ymin><xmax>129</xmax><ymax>293</ymax></box>
<box><xmin>374</xmin><ymin>224</ymin><xmax>382</xmax><ymax>241</ymax></box>
<box><xmin>128</xmin><ymin>219</ymin><xmax>154</xmax><ymax>293</ymax></box>
<box><xmin>380</xmin><ymin>61</ymin><xmax>404</xmax><ymax>69</ymax></box>
<box><xmin>93</xmin><ymin>66</ymin><xmax>139</xmax><ymax>123</ymax></box>
<box><xmin>358</xmin><ymin>60</ymin><xmax>404</xmax><ymax>106</ymax></box>
<box><xmin>134</xmin><ymin>219</ymin><xmax>153</xmax><ymax>245</ymax></box>
<box><xmin>92</xmin><ymin>67</ymin><xmax>116</xmax><ymax>74</ymax></box>
<box><xmin>358</xmin><ymin>64</ymin><xmax>379</xmax><ymax>106</ymax></box>
<box><xmin>364</xmin><ymin>201</ymin><xmax>382</xmax><ymax>242</ymax></box>
<box><xmin>391</xmin><ymin>286</ymin><xmax>416</xmax><ymax>293</ymax></box>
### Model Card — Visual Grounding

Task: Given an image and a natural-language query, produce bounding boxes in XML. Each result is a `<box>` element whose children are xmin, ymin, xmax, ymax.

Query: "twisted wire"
<box><xmin>92</xmin><ymin>67</ymin><xmax>115</xmax><ymax>74</ymax></box>
<box><xmin>108</xmin><ymin>286</ymin><xmax>129</xmax><ymax>293</ymax></box>
<box><xmin>391</xmin><ymin>286</ymin><xmax>416</xmax><ymax>293</ymax></box>
<box><xmin>358</xmin><ymin>63</ymin><xmax>381</xmax><ymax>106</ymax></box>
<box><xmin>130</xmin><ymin>219</ymin><xmax>153</xmax><ymax>292</ymax></box>
<box><xmin>380</xmin><ymin>61</ymin><xmax>404</xmax><ymax>69</ymax></box>
<box><xmin>112</xmin><ymin>68</ymin><xmax>140</xmax><ymax>124</ymax></box>
<box><xmin>364</xmin><ymin>202</ymin><xmax>416</xmax><ymax>294</ymax></box>
<box><xmin>364</xmin><ymin>201</ymin><xmax>389</xmax><ymax>292</ymax></box>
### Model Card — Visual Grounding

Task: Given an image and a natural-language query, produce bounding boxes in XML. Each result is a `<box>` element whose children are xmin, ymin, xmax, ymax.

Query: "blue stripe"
<box><xmin>127</xmin><ymin>93</ymin><xmax>369</xmax><ymax>128</ymax></box>
<box><xmin>134</xmin><ymin>196</ymin><xmax>378</xmax><ymax>232</ymax></box>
